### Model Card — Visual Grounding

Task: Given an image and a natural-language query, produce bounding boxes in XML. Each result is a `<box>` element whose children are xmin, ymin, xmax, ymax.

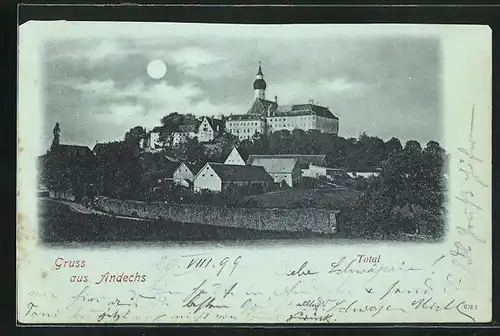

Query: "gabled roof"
<box><xmin>53</xmin><ymin>144</ymin><xmax>95</xmax><ymax>160</ymax></box>
<box><xmin>175</xmin><ymin>162</ymin><xmax>204</xmax><ymax>175</ymax></box>
<box><xmin>200</xmin><ymin>163</ymin><xmax>272</xmax><ymax>182</ymax></box>
<box><xmin>45</xmin><ymin>144</ymin><xmax>96</xmax><ymax>168</ymax></box>
<box><xmin>273</xmin><ymin>104</ymin><xmax>338</xmax><ymax>119</ymax></box>
<box><xmin>249</xmin><ymin>157</ymin><xmax>298</xmax><ymax>174</ymax></box>
<box><xmin>187</xmin><ymin>163</ymin><xmax>205</xmax><ymax>174</ymax></box>
<box><xmin>224</xmin><ymin>147</ymin><xmax>246</xmax><ymax>165</ymax></box>
<box><xmin>247</xmin><ymin>154</ymin><xmax>326</xmax><ymax>169</ymax></box>
<box><xmin>236</xmin><ymin>147</ymin><xmax>250</xmax><ymax>162</ymax></box>
<box><xmin>247</xmin><ymin>98</ymin><xmax>278</xmax><ymax>116</ymax></box>
<box><xmin>202</xmin><ymin>117</ymin><xmax>225</xmax><ymax>132</ymax></box>
<box><xmin>92</xmin><ymin>141</ymin><xmax>123</xmax><ymax>155</ymax></box>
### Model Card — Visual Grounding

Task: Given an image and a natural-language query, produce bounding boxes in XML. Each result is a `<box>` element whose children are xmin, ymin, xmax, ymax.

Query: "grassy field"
<box><xmin>38</xmin><ymin>199</ymin><xmax>328</xmax><ymax>245</ymax></box>
<box><xmin>241</xmin><ymin>187</ymin><xmax>362</xmax><ymax>208</ymax></box>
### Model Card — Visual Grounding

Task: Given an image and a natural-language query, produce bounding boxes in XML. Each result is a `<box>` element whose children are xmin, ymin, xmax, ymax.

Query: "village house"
<box><xmin>142</xmin><ymin>126</ymin><xmax>166</xmax><ymax>151</ymax></box>
<box><xmin>142</xmin><ymin>117</ymin><xmax>224</xmax><ymax>150</ymax></box>
<box><xmin>172</xmin><ymin>124</ymin><xmax>198</xmax><ymax>147</ymax></box>
<box><xmin>247</xmin><ymin>157</ymin><xmax>301</xmax><ymax>188</ymax></box>
<box><xmin>173</xmin><ymin>162</ymin><xmax>204</xmax><ymax>187</ymax></box>
<box><xmin>193</xmin><ymin>162</ymin><xmax>273</xmax><ymax>193</ymax></box>
<box><xmin>303</xmin><ymin>164</ymin><xmax>349</xmax><ymax>179</ymax></box>
<box><xmin>247</xmin><ymin>154</ymin><xmax>326</xmax><ymax>177</ymax></box>
<box><xmin>140</xmin><ymin>124</ymin><xmax>197</xmax><ymax>151</ymax></box>
<box><xmin>224</xmin><ymin>147</ymin><xmax>246</xmax><ymax>166</ymax></box>
<box><xmin>197</xmin><ymin>116</ymin><xmax>225</xmax><ymax>143</ymax></box>
<box><xmin>40</xmin><ymin>144</ymin><xmax>97</xmax><ymax>201</ymax></box>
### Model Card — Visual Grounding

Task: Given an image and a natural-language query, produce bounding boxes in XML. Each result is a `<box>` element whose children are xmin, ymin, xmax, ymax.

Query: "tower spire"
<box><xmin>257</xmin><ymin>61</ymin><xmax>263</xmax><ymax>76</ymax></box>
<box><xmin>253</xmin><ymin>61</ymin><xmax>266</xmax><ymax>100</ymax></box>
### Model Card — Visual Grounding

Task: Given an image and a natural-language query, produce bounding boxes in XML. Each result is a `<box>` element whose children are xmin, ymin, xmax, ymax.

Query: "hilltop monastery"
<box><xmin>143</xmin><ymin>62</ymin><xmax>339</xmax><ymax>149</ymax></box>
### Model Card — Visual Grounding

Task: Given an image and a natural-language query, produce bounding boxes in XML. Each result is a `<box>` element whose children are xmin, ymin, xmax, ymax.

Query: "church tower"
<box><xmin>253</xmin><ymin>61</ymin><xmax>266</xmax><ymax>100</ymax></box>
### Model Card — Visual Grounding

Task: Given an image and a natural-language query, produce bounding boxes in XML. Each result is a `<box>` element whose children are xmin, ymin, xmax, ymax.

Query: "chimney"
<box><xmin>274</xmin><ymin>95</ymin><xmax>278</xmax><ymax>104</ymax></box>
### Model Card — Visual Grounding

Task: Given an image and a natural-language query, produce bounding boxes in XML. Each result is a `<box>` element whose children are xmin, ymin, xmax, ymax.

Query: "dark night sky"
<box><xmin>41</xmin><ymin>23</ymin><xmax>441</xmax><ymax>151</ymax></box>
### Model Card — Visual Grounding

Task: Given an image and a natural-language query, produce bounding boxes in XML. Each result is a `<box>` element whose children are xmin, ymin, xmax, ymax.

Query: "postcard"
<box><xmin>17</xmin><ymin>21</ymin><xmax>492</xmax><ymax>324</ymax></box>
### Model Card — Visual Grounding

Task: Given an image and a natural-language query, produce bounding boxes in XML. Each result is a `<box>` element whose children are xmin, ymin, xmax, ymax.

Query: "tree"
<box><xmin>160</xmin><ymin>113</ymin><xmax>201</xmax><ymax>132</ymax></box>
<box><xmin>177</xmin><ymin>137</ymin><xmax>207</xmax><ymax>166</ymax></box>
<box><xmin>342</xmin><ymin>139</ymin><xmax>447</xmax><ymax>240</ymax></box>
<box><xmin>159</xmin><ymin>113</ymin><xmax>201</xmax><ymax>145</ymax></box>
<box><xmin>345</xmin><ymin>133</ymin><xmax>385</xmax><ymax>172</ymax></box>
<box><xmin>384</xmin><ymin>137</ymin><xmax>402</xmax><ymax>156</ymax></box>
<box><xmin>124</xmin><ymin>126</ymin><xmax>147</xmax><ymax>148</ymax></box>
<box><xmin>160</xmin><ymin>112</ymin><xmax>184</xmax><ymax>132</ymax></box>
<box><xmin>404</xmin><ymin>140</ymin><xmax>422</xmax><ymax>153</ymax></box>
<box><xmin>94</xmin><ymin>141</ymin><xmax>144</xmax><ymax>200</ymax></box>
<box><xmin>208</xmin><ymin>132</ymin><xmax>240</xmax><ymax>163</ymax></box>
<box><xmin>50</xmin><ymin>122</ymin><xmax>60</xmax><ymax>152</ymax></box>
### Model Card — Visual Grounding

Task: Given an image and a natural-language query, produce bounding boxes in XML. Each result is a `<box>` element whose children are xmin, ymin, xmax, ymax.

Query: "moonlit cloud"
<box><xmin>166</xmin><ymin>47</ymin><xmax>227</xmax><ymax>71</ymax></box>
<box><xmin>41</xmin><ymin>23</ymin><xmax>441</xmax><ymax>153</ymax></box>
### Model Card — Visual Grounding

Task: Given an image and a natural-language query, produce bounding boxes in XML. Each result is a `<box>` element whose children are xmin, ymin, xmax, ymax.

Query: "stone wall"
<box><xmin>93</xmin><ymin>196</ymin><xmax>337</xmax><ymax>234</ymax></box>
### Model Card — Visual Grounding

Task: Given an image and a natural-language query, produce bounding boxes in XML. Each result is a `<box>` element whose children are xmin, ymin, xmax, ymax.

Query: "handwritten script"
<box><xmin>21</xmin><ymin>251</ymin><xmax>484</xmax><ymax>323</ymax></box>
<box><xmin>449</xmin><ymin>105</ymin><xmax>488</xmax><ymax>284</ymax></box>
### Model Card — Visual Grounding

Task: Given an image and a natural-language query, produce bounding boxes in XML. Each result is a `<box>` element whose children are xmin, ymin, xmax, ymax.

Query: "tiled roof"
<box><xmin>247</xmin><ymin>98</ymin><xmax>278</xmax><ymax>116</ymax></box>
<box><xmin>185</xmin><ymin>163</ymin><xmax>204</xmax><ymax>174</ymax></box>
<box><xmin>247</xmin><ymin>154</ymin><xmax>326</xmax><ymax>169</ymax></box>
<box><xmin>208</xmin><ymin>163</ymin><xmax>272</xmax><ymax>182</ymax></box>
<box><xmin>249</xmin><ymin>157</ymin><xmax>298</xmax><ymax>174</ymax></box>
<box><xmin>227</xmin><ymin>114</ymin><xmax>264</xmax><ymax>121</ymax></box>
<box><xmin>205</xmin><ymin>117</ymin><xmax>225</xmax><ymax>132</ymax></box>
<box><xmin>273</xmin><ymin>104</ymin><xmax>338</xmax><ymax>120</ymax></box>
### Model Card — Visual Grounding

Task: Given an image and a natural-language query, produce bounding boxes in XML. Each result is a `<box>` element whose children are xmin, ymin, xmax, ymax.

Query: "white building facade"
<box><xmin>248</xmin><ymin>157</ymin><xmax>301</xmax><ymax>188</ymax></box>
<box><xmin>229</xmin><ymin>63</ymin><xmax>339</xmax><ymax>137</ymax></box>
<box><xmin>197</xmin><ymin>117</ymin><xmax>224</xmax><ymax>143</ymax></box>
<box><xmin>173</xmin><ymin>163</ymin><xmax>197</xmax><ymax>182</ymax></box>
<box><xmin>224</xmin><ymin>147</ymin><xmax>246</xmax><ymax>165</ymax></box>
<box><xmin>193</xmin><ymin>163</ymin><xmax>223</xmax><ymax>192</ymax></box>
<box><xmin>172</xmin><ymin>131</ymin><xmax>197</xmax><ymax>147</ymax></box>
<box><xmin>148</xmin><ymin>131</ymin><xmax>162</xmax><ymax>150</ymax></box>
<box><xmin>194</xmin><ymin>162</ymin><xmax>273</xmax><ymax>193</ymax></box>
<box><xmin>225</xmin><ymin>115</ymin><xmax>266</xmax><ymax>141</ymax></box>
<box><xmin>266</xmin><ymin>106</ymin><xmax>339</xmax><ymax>135</ymax></box>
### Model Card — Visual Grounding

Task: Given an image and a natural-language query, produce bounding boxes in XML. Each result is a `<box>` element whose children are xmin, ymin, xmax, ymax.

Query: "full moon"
<box><xmin>146</xmin><ymin>60</ymin><xmax>167</xmax><ymax>79</ymax></box>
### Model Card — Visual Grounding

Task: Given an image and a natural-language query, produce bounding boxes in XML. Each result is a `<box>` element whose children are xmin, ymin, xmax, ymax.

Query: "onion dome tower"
<box><xmin>253</xmin><ymin>61</ymin><xmax>266</xmax><ymax>100</ymax></box>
